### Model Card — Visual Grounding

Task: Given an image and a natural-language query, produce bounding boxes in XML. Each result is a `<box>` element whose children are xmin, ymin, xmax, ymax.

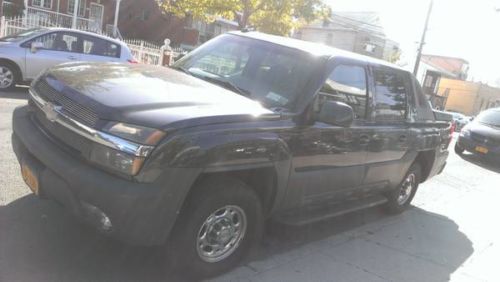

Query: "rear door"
<box><xmin>24</xmin><ymin>31</ymin><xmax>81</xmax><ymax>79</ymax></box>
<box><xmin>79</xmin><ymin>35</ymin><xmax>122</xmax><ymax>62</ymax></box>
<box><xmin>363</xmin><ymin>66</ymin><xmax>412</xmax><ymax>189</ymax></box>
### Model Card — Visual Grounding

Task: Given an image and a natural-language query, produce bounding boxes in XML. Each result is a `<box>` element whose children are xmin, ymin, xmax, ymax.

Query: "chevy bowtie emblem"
<box><xmin>41</xmin><ymin>102</ymin><xmax>62</xmax><ymax>122</ymax></box>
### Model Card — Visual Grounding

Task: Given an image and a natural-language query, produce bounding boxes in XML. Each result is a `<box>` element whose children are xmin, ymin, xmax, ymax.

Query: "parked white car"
<box><xmin>0</xmin><ymin>27</ymin><xmax>135</xmax><ymax>90</ymax></box>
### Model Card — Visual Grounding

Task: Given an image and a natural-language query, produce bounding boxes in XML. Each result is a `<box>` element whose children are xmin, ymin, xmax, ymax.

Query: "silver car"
<box><xmin>0</xmin><ymin>27</ymin><xmax>135</xmax><ymax>90</ymax></box>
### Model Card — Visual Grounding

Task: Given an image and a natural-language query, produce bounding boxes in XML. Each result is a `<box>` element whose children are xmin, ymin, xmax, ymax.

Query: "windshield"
<box><xmin>477</xmin><ymin>109</ymin><xmax>500</xmax><ymax>126</ymax></box>
<box><xmin>0</xmin><ymin>28</ymin><xmax>48</xmax><ymax>42</ymax></box>
<box><xmin>173</xmin><ymin>34</ymin><xmax>320</xmax><ymax>111</ymax></box>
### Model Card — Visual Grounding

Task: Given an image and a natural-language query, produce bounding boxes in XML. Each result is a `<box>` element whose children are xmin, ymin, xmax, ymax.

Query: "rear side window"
<box><xmin>372</xmin><ymin>68</ymin><xmax>408</xmax><ymax>121</ymax></box>
<box><xmin>319</xmin><ymin>64</ymin><xmax>367</xmax><ymax>119</ymax></box>
<box><xmin>82</xmin><ymin>36</ymin><xmax>121</xmax><ymax>58</ymax></box>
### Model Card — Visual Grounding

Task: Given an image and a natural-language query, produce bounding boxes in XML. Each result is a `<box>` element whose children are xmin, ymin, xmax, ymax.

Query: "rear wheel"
<box><xmin>0</xmin><ymin>63</ymin><xmax>19</xmax><ymax>91</ymax></box>
<box><xmin>384</xmin><ymin>163</ymin><xmax>421</xmax><ymax>214</ymax></box>
<box><xmin>166</xmin><ymin>177</ymin><xmax>263</xmax><ymax>278</ymax></box>
<box><xmin>454</xmin><ymin>143</ymin><xmax>465</xmax><ymax>155</ymax></box>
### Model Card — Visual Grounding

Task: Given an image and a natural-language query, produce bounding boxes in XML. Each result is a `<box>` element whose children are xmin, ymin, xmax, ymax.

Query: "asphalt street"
<box><xmin>1</xmin><ymin>89</ymin><xmax>500</xmax><ymax>282</ymax></box>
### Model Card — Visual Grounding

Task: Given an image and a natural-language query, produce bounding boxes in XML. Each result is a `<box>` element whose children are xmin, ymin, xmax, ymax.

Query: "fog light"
<box><xmin>81</xmin><ymin>202</ymin><xmax>113</xmax><ymax>232</ymax></box>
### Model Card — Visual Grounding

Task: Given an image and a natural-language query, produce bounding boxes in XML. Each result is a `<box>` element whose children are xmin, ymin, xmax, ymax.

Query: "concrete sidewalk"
<box><xmin>212</xmin><ymin>150</ymin><xmax>500</xmax><ymax>282</ymax></box>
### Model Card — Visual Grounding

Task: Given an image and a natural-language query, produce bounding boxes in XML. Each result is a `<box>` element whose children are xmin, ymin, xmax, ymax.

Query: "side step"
<box><xmin>275</xmin><ymin>195</ymin><xmax>388</xmax><ymax>226</ymax></box>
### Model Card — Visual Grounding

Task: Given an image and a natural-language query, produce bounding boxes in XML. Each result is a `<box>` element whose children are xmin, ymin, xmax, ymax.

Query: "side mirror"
<box><xmin>317</xmin><ymin>101</ymin><xmax>354</xmax><ymax>127</ymax></box>
<box><xmin>30</xmin><ymin>42</ymin><xmax>44</xmax><ymax>53</ymax></box>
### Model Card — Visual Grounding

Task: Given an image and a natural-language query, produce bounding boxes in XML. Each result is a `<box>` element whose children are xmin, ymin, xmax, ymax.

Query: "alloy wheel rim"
<box><xmin>397</xmin><ymin>173</ymin><xmax>415</xmax><ymax>205</ymax></box>
<box><xmin>0</xmin><ymin>67</ymin><xmax>14</xmax><ymax>89</ymax></box>
<box><xmin>196</xmin><ymin>205</ymin><xmax>247</xmax><ymax>263</ymax></box>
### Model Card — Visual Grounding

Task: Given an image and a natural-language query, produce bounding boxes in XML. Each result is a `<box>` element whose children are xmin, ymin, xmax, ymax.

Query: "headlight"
<box><xmin>90</xmin><ymin>143</ymin><xmax>145</xmax><ymax>175</ymax></box>
<box><xmin>93</xmin><ymin>122</ymin><xmax>166</xmax><ymax>175</ymax></box>
<box><xmin>103</xmin><ymin>122</ymin><xmax>166</xmax><ymax>145</ymax></box>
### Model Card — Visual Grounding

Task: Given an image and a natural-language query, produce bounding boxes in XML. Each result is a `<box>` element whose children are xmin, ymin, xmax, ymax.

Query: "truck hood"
<box><xmin>41</xmin><ymin>62</ymin><xmax>273</xmax><ymax>129</ymax></box>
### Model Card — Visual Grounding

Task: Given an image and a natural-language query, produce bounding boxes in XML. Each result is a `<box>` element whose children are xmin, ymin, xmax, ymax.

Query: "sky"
<box><xmin>324</xmin><ymin>0</ymin><xmax>500</xmax><ymax>86</ymax></box>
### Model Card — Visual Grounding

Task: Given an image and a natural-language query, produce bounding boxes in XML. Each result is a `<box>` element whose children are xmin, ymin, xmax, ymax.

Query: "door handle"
<box><xmin>359</xmin><ymin>135</ymin><xmax>370</xmax><ymax>145</ymax></box>
<box><xmin>398</xmin><ymin>135</ymin><xmax>408</xmax><ymax>143</ymax></box>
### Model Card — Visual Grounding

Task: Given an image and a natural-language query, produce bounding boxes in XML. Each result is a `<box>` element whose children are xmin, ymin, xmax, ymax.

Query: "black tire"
<box><xmin>0</xmin><ymin>63</ymin><xmax>19</xmax><ymax>91</ymax></box>
<box><xmin>455</xmin><ymin>143</ymin><xmax>465</xmax><ymax>155</ymax></box>
<box><xmin>166</xmin><ymin>177</ymin><xmax>263</xmax><ymax>279</ymax></box>
<box><xmin>384</xmin><ymin>163</ymin><xmax>421</xmax><ymax>214</ymax></box>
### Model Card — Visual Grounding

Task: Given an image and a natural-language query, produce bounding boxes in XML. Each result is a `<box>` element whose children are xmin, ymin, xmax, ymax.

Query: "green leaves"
<box><xmin>157</xmin><ymin>0</ymin><xmax>330</xmax><ymax>35</ymax></box>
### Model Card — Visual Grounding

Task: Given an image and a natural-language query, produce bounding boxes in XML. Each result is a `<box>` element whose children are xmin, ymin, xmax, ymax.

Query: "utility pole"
<box><xmin>413</xmin><ymin>0</ymin><xmax>434</xmax><ymax>76</ymax></box>
<box><xmin>113</xmin><ymin>0</ymin><xmax>122</xmax><ymax>38</ymax></box>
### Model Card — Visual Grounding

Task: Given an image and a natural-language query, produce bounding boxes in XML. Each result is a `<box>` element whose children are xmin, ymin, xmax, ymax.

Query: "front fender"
<box><xmin>139</xmin><ymin>129</ymin><xmax>293</xmax><ymax>214</ymax></box>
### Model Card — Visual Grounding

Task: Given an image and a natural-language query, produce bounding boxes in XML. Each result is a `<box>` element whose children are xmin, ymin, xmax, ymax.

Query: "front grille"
<box><xmin>471</xmin><ymin>132</ymin><xmax>487</xmax><ymax>143</ymax></box>
<box><xmin>35</xmin><ymin>80</ymin><xmax>99</xmax><ymax>126</ymax></box>
<box><xmin>32</xmin><ymin>104</ymin><xmax>92</xmax><ymax>158</ymax></box>
<box><xmin>471</xmin><ymin>132</ymin><xmax>500</xmax><ymax>146</ymax></box>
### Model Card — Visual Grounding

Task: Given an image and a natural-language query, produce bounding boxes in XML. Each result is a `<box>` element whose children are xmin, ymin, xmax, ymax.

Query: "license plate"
<box><xmin>21</xmin><ymin>162</ymin><xmax>40</xmax><ymax>195</ymax></box>
<box><xmin>475</xmin><ymin>146</ymin><xmax>488</xmax><ymax>154</ymax></box>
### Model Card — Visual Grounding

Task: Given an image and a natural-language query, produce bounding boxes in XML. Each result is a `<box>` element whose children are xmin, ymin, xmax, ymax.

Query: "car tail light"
<box><xmin>450</xmin><ymin>121</ymin><xmax>456</xmax><ymax>135</ymax></box>
<box><xmin>127</xmin><ymin>58</ymin><xmax>139</xmax><ymax>64</ymax></box>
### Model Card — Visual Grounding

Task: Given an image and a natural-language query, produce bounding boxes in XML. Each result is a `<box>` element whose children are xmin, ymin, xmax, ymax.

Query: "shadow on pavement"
<box><xmin>459</xmin><ymin>152</ymin><xmax>500</xmax><ymax>173</ymax></box>
<box><xmin>0</xmin><ymin>87</ymin><xmax>29</xmax><ymax>99</ymax></box>
<box><xmin>0</xmin><ymin>195</ymin><xmax>473</xmax><ymax>282</ymax></box>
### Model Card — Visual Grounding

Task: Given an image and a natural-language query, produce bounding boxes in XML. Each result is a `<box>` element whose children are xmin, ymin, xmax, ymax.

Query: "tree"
<box><xmin>157</xmin><ymin>0</ymin><xmax>331</xmax><ymax>35</ymax></box>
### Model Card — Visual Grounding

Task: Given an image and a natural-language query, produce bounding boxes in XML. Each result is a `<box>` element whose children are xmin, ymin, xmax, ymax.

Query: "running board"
<box><xmin>275</xmin><ymin>195</ymin><xmax>388</xmax><ymax>226</ymax></box>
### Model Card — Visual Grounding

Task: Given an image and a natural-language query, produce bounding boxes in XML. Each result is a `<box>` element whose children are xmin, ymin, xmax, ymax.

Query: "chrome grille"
<box><xmin>35</xmin><ymin>80</ymin><xmax>99</xmax><ymax>126</ymax></box>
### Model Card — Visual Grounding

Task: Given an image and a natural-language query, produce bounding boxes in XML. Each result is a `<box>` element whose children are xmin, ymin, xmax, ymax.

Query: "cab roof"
<box><xmin>229</xmin><ymin>31</ymin><xmax>406</xmax><ymax>72</ymax></box>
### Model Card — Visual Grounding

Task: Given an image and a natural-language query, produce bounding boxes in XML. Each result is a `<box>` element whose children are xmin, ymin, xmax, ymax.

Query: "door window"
<box><xmin>82</xmin><ymin>36</ymin><xmax>121</xmax><ymax>58</ymax></box>
<box><xmin>28</xmin><ymin>32</ymin><xmax>79</xmax><ymax>52</ymax></box>
<box><xmin>319</xmin><ymin>64</ymin><xmax>368</xmax><ymax>119</ymax></box>
<box><xmin>372</xmin><ymin>68</ymin><xmax>408</xmax><ymax>121</ymax></box>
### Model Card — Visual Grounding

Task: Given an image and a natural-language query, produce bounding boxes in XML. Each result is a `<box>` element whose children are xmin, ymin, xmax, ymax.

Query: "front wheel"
<box><xmin>0</xmin><ymin>63</ymin><xmax>19</xmax><ymax>91</ymax></box>
<box><xmin>384</xmin><ymin>163</ymin><xmax>421</xmax><ymax>214</ymax></box>
<box><xmin>166</xmin><ymin>177</ymin><xmax>263</xmax><ymax>278</ymax></box>
<box><xmin>455</xmin><ymin>143</ymin><xmax>465</xmax><ymax>155</ymax></box>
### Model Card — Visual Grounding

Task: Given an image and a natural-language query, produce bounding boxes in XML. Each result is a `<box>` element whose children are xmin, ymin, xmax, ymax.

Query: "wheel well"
<box><xmin>0</xmin><ymin>58</ymin><xmax>22</xmax><ymax>81</ymax></box>
<box><xmin>190</xmin><ymin>168</ymin><xmax>278</xmax><ymax>215</ymax></box>
<box><xmin>414</xmin><ymin>150</ymin><xmax>435</xmax><ymax>183</ymax></box>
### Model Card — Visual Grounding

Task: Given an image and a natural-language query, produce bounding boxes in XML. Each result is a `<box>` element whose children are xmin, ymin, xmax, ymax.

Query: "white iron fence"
<box><xmin>124</xmin><ymin>39</ymin><xmax>163</xmax><ymax>65</ymax></box>
<box><xmin>124</xmin><ymin>39</ymin><xmax>187</xmax><ymax>65</ymax></box>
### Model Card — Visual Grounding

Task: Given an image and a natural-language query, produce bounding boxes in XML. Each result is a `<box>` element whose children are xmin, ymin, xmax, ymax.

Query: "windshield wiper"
<box><xmin>170</xmin><ymin>65</ymin><xmax>190</xmax><ymax>75</ymax></box>
<box><xmin>196</xmin><ymin>76</ymin><xmax>251</xmax><ymax>97</ymax></box>
<box><xmin>171</xmin><ymin>66</ymin><xmax>250</xmax><ymax>97</ymax></box>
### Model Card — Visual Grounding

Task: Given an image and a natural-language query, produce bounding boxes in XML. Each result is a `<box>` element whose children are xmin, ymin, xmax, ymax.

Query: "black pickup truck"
<box><xmin>12</xmin><ymin>31</ymin><xmax>451</xmax><ymax>277</ymax></box>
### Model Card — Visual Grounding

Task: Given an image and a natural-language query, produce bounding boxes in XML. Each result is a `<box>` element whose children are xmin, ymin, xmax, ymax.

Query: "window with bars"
<box><xmin>32</xmin><ymin>0</ymin><xmax>52</xmax><ymax>9</ymax></box>
<box><xmin>68</xmin><ymin>0</ymin><xmax>86</xmax><ymax>17</ymax></box>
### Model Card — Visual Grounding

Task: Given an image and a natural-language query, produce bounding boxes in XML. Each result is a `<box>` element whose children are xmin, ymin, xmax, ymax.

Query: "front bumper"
<box><xmin>12</xmin><ymin>106</ymin><xmax>200</xmax><ymax>246</ymax></box>
<box><xmin>457</xmin><ymin>135</ymin><xmax>500</xmax><ymax>159</ymax></box>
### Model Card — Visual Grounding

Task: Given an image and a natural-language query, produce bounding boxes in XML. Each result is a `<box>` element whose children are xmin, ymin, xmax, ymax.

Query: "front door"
<box><xmin>24</xmin><ymin>32</ymin><xmax>81</xmax><ymax>80</ymax></box>
<box><xmin>89</xmin><ymin>3</ymin><xmax>104</xmax><ymax>32</ymax></box>
<box><xmin>284</xmin><ymin>61</ymin><xmax>372</xmax><ymax>209</ymax></box>
<box><xmin>363</xmin><ymin>66</ymin><xmax>412</xmax><ymax>189</ymax></box>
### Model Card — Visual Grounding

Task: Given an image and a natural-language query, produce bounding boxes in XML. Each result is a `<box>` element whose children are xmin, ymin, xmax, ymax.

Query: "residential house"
<box><xmin>293</xmin><ymin>12</ymin><xmax>400</xmax><ymax>62</ymax></box>
<box><xmin>12</xmin><ymin>0</ymin><xmax>118</xmax><ymax>32</ymax></box>
<box><xmin>436</xmin><ymin>78</ymin><xmax>500</xmax><ymax>116</ymax></box>
<box><xmin>416</xmin><ymin>55</ymin><xmax>470</xmax><ymax>109</ymax></box>
<box><xmin>117</xmin><ymin>0</ymin><xmax>238</xmax><ymax>47</ymax></box>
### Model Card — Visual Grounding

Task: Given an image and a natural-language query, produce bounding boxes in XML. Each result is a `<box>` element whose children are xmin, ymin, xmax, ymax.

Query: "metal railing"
<box><xmin>26</xmin><ymin>7</ymin><xmax>95</xmax><ymax>30</ymax></box>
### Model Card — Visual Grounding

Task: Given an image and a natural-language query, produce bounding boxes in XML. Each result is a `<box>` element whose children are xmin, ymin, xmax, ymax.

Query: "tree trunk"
<box><xmin>238</xmin><ymin>0</ymin><xmax>251</xmax><ymax>29</ymax></box>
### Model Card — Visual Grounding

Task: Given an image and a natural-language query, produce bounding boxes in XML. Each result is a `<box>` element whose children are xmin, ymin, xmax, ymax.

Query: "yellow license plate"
<box><xmin>21</xmin><ymin>163</ymin><xmax>39</xmax><ymax>195</ymax></box>
<box><xmin>475</xmin><ymin>146</ymin><xmax>488</xmax><ymax>154</ymax></box>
